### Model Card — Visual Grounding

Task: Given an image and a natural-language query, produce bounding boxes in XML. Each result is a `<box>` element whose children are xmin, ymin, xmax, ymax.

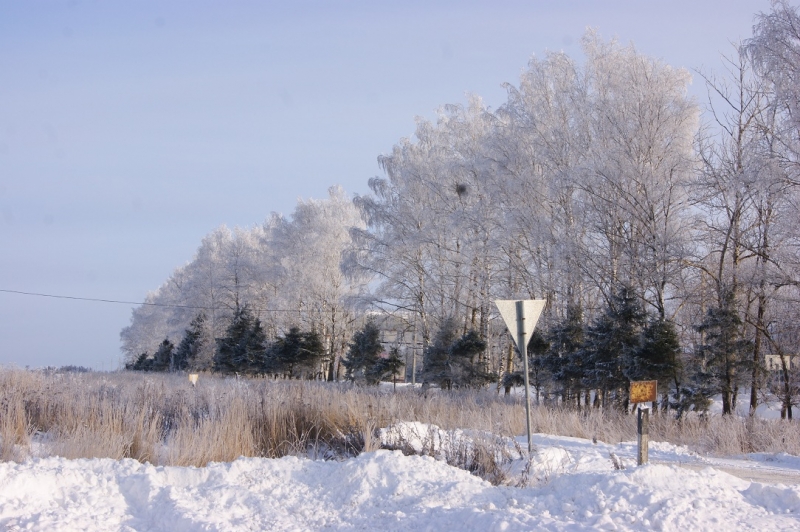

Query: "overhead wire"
<box><xmin>0</xmin><ymin>289</ymin><xmax>303</xmax><ymax>312</ymax></box>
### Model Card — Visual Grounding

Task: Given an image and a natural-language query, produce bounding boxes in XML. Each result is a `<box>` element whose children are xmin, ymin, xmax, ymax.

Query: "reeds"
<box><xmin>0</xmin><ymin>368</ymin><xmax>797</xmax><ymax>469</ymax></box>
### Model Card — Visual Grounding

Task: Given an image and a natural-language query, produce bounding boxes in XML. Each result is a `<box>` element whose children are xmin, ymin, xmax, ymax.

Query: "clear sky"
<box><xmin>0</xmin><ymin>0</ymin><xmax>772</xmax><ymax>369</ymax></box>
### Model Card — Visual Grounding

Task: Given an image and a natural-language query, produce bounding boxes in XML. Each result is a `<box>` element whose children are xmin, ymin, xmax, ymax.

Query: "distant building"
<box><xmin>370</xmin><ymin>312</ymin><xmax>418</xmax><ymax>383</ymax></box>
<box><xmin>765</xmin><ymin>355</ymin><xmax>795</xmax><ymax>371</ymax></box>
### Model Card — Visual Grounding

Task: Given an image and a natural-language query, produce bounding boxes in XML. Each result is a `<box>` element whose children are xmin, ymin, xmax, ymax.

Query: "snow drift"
<box><xmin>2</xmin><ymin>431</ymin><xmax>799</xmax><ymax>531</ymax></box>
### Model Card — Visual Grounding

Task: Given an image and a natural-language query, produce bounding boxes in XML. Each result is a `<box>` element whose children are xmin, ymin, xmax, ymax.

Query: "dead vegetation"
<box><xmin>1</xmin><ymin>368</ymin><xmax>798</xmax><ymax>479</ymax></box>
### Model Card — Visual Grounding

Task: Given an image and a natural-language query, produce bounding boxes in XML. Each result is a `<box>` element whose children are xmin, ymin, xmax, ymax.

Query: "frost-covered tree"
<box><xmin>269</xmin><ymin>186</ymin><xmax>367</xmax><ymax>380</ymax></box>
<box><xmin>748</xmin><ymin>0</ymin><xmax>800</xmax><ymax>179</ymax></box>
<box><xmin>348</xmin><ymin>30</ymin><xmax>697</xmax><ymax>383</ymax></box>
<box><xmin>693</xmin><ymin>38</ymin><xmax>800</xmax><ymax>415</ymax></box>
<box><xmin>121</xmin><ymin>188</ymin><xmax>366</xmax><ymax>371</ymax></box>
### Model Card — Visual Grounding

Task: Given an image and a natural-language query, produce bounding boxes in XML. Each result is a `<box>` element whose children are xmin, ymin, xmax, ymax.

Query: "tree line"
<box><xmin>122</xmin><ymin>3</ymin><xmax>800</xmax><ymax>418</ymax></box>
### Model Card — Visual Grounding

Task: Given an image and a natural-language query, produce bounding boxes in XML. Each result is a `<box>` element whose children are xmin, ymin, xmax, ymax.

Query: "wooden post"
<box><xmin>637</xmin><ymin>407</ymin><xmax>649</xmax><ymax>465</ymax></box>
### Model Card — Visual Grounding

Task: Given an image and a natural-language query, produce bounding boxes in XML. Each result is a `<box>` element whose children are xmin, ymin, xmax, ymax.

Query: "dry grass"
<box><xmin>1</xmin><ymin>368</ymin><xmax>798</xmax><ymax>470</ymax></box>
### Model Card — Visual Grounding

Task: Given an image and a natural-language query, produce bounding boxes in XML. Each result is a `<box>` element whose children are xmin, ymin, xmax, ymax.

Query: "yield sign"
<box><xmin>496</xmin><ymin>299</ymin><xmax>546</xmax><ymax>454</ymax></box>
<box><xmin>495</xmin><ymin>299</ymin><xmax>546</xmax><ymax>350</ymax></box>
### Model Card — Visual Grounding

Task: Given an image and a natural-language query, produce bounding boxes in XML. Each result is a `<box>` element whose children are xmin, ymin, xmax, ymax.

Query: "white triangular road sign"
<box><xmin>495</xmin><ymin>299</ymin><xmax>546</xmax><ymax>350</ymax></box>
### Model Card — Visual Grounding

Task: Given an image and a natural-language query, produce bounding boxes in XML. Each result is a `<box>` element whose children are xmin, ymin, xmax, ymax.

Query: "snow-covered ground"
<box><xmin>1</xmin><ymin>426</ymin><xmax>799</xmax><ymax>531</ymax></box>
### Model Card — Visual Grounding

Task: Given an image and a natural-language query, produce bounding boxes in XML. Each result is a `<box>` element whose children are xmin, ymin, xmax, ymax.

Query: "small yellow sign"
<box><xmin>630</xmin><ymin>380</ymin><xmax>657</xmax><ymax>404</ymax></box>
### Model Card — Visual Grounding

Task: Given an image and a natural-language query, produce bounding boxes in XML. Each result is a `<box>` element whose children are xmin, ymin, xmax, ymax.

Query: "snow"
<box><xmin>2</xmin><ymin>428</ymin><xmax>800</xmax><ymax>531</ymax></box>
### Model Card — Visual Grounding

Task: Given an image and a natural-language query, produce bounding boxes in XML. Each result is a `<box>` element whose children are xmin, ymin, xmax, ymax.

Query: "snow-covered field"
<box><xmin>1</xmin><ymin>425</ymin><xmax>799</xmax><ymax>531</ymax></box>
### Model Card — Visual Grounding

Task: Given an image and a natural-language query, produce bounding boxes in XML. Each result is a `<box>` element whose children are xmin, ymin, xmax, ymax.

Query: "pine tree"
<box><xmin>450</xmin><ymin>329</ymin><xmax>494</xmax><ymax>388</ymax></box>
<box><xmin>342</xmin><ymin>320</ymin><xmax>383</xmax><ymax>383</ymax></box>
<box><xmin>267</xmin><ymin>327</ymin><xmax>325</xmax><ymax>379</ymax></box>
<box><xmin>151</xmin><ymin>338</ymin><xmax>174</xmax><ymax>372</ymax></box>
<box><xmin>583</xmin><ymin>287</ymin><xmax>647</xmax><ymax>410</ymax></box>
<box><xmin>214</xmin><ymin>306</ymin><xmax>257</xmax><ymax>374</ymax></box>
<box><xmin>695</xmin><ymin>289</ymin><xmax>752</xmax><ymax>415</ymax></box>
<box><xmin>633</xmin><ymin>318</ymin><xmax>682</xmax><ymax>410</ymax></box>
<box><xmin>369</xmin><ymin>347</ymin><xmax>405</xmax><ymax>389</ymax></box>
<box><xmin>545</xmin><ymin>304</ymin><xmax>585</xmax><ymax>407</ymax></box>
<box><xmin>421</xmin><ymin>318</ymin><xmax>460</xmax><ymax>389</ymax></box>
<box><xmin>173</xmin><ymin>313</ymin><xmax>208</xmax><ymax>371</ymax></box>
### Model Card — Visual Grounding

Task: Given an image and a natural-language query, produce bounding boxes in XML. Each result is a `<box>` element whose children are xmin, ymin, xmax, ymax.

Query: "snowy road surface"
<box><xmin>1</xmin><ymin>432</ymin><xmax>799</xmax><ymax>531</ymax></box>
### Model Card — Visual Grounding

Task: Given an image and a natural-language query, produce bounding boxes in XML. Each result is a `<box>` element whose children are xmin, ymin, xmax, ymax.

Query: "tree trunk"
<box><xmin>504</xmin><ymin>343</ymin><xmax>514</xmax><ymax>395</ymax></box>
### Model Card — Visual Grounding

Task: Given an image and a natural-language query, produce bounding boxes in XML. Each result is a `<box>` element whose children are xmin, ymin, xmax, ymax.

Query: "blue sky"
<box><xmin>0</xmin><ymin>0</ymin><xmax>771</xmax><ymax>369</ymax></box>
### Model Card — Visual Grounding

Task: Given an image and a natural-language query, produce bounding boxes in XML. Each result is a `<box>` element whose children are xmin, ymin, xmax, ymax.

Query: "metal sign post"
<box><xmin>629</xmin><ymin>380</ymin><xmax>656</xmax><ymax>466</ymax></box>
<box><xmin>496</xmin><ymin>299</ymin><xmax>546</xmax><ymax>454</ymax></box>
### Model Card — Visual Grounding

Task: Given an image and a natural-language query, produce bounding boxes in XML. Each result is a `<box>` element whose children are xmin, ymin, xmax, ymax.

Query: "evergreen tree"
<box><xmin>151</xmin><ymin>338</ymin><xmax>174</xmax><ymax>372</ymax></box>
<box><xmin>695</xmin><ymin>289</ymin><xmax>753</xmax><ymax>415</ymax></box>
<box><xmin>369</xmin><ymin>347</ymin><xmax>405</xmax><ymax>389</ymax></box>
<box><xmin>267</xmin><ymin>326</ymin><xmax>325</xmax><ymax>379</ymax></box>
<box><xmin>502</xmin><ymin>331</ymin><xmax>551</xmax><ymax>402</ymax></box>
<box><xmin>173</xmin><ymin>313</ymin><xmax>208</xmax><ymax>371</ymax></box>
<box><xmin>127</xmin><ymin>352</ymin><xmax>152</xmax><ymax>371</ymax></box>
<box><xmin>422</xmin><ymin>318</ymin><xmax>460</xmax><ymax>389</ymax></box>
<box><xmin>423</xmin><ymin>319</ymin><xmax>494</xmax><ymax>389</ymax></box>
<box><xmin>449</xmin><ymin>329</ymin><xmax>494</xmax><ymax>388</ymax></box>
<box><xmin>342</xmin><ymin>320</ymin><xmax>384</xmax><ymax>383</ymax></box>
<box><xmin>529</xmin><ymin>330</ymin><xmax>554</xmax><ymax>402</ymax></box>
<box><xmin>247</xmin><ymin>318</ymin><xmax>269</xmax><ymax>373</ymax></box>
<box><xmin>545</xmin><ymin>304</ymin><xmax>586</xmax><ymax>407</ymax></box>
<box><xmin>214</xmin><ymin>306</ymin><xmax>266</xmax><ymax>373</ymax></box>
<box><xmin>633</xmin><ymin>318</ymin><xmax>682</xmax><ymax>410</ymax></box>
<box><xmin>583</xmin><ymin>287</ymin><xmax>647</xmax><ymax>410</ymax></box>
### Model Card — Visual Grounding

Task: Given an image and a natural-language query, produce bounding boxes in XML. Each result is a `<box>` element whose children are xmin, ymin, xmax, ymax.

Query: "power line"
<box><xmin>0</xmin><ymin>289</ymin><xmax>302</xmax><ymax>313</ymax></box>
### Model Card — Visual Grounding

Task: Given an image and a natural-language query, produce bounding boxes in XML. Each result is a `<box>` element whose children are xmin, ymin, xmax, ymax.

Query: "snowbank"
<box><xmin>2</xmin><ymin>433</ymin><xmax>799</xmax><ymax>531</ymax></box>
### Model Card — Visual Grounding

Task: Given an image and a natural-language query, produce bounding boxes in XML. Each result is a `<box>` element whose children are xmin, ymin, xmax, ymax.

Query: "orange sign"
<box><xmin>630</xmin><ymin>380</ymin><xmax>657</xmax><ymax>404</ymax></box>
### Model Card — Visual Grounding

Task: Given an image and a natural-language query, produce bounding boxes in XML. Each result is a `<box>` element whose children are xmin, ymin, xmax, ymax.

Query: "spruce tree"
<box><xmin>583</xmin><ymin>286</ymin><xmax>647</xmax><ymax>410</ymax></box>
<box><xmin>151</xmin><ymin>338</ymin><xmax>174</xmax><ymax>372</ymax></box>
<box><xmin>502</xmin><ymin>331</ymin><xmax>551</xmax><ymax>401</ymax></box>
<box><xmin>214</xmin><ymin>306</ymin><xmax>257</xmax><ymax>374</ymax></box>
<box><xmin>695</xmin><ymin>289</ymin><xmax>752</xmax><ymax>415</ymax></box>
<box><xmin>423</xmin><ymin>319</ymin><xmax>494</xmax><ymax>389</ymax></box>
<box><xmin>369</xmin><ymin>347</ymin><xmax>405</xmax><ymax>389</ymax></box>
<box><xmin>268</xmin><ymin>326</ymin><xmax>325</xmax><ymax>379</ymax></box>
<box><xmin>421</xmin><ymin>318</ymin><xmax>460</xmax><ymax>389</ymax></box>
<box><xmin>173</xmin><ymin>313</ymin><xmax>207</xmax><ymax>371</ymax></box>
<box><xmin>342</xmin><ymin>320</ymin><xmax>384</xmax><ymax>383</ymax></box>
<box><xmin>247</xmin><ymin>318</ymin><xmax>269</xmax><ymax>374</ymax></box>
<box><xmin>633</xmin><ymin>318</ymin><xmax>682</xmax><ymax>409</ymax></box>
<box><xmin>450</xmin><ymin>329</ymin><xmax>493</xmax><ymax>388</ymax></box>
<box><xmin>127</xmin><ymin>352</ymin><xmax>152</xmax><ymax>371</ymax></box>
<box><xmin>545</xmin><ymin>304</ymin><xmax>585</xmax><ymax>407</ymax></box>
